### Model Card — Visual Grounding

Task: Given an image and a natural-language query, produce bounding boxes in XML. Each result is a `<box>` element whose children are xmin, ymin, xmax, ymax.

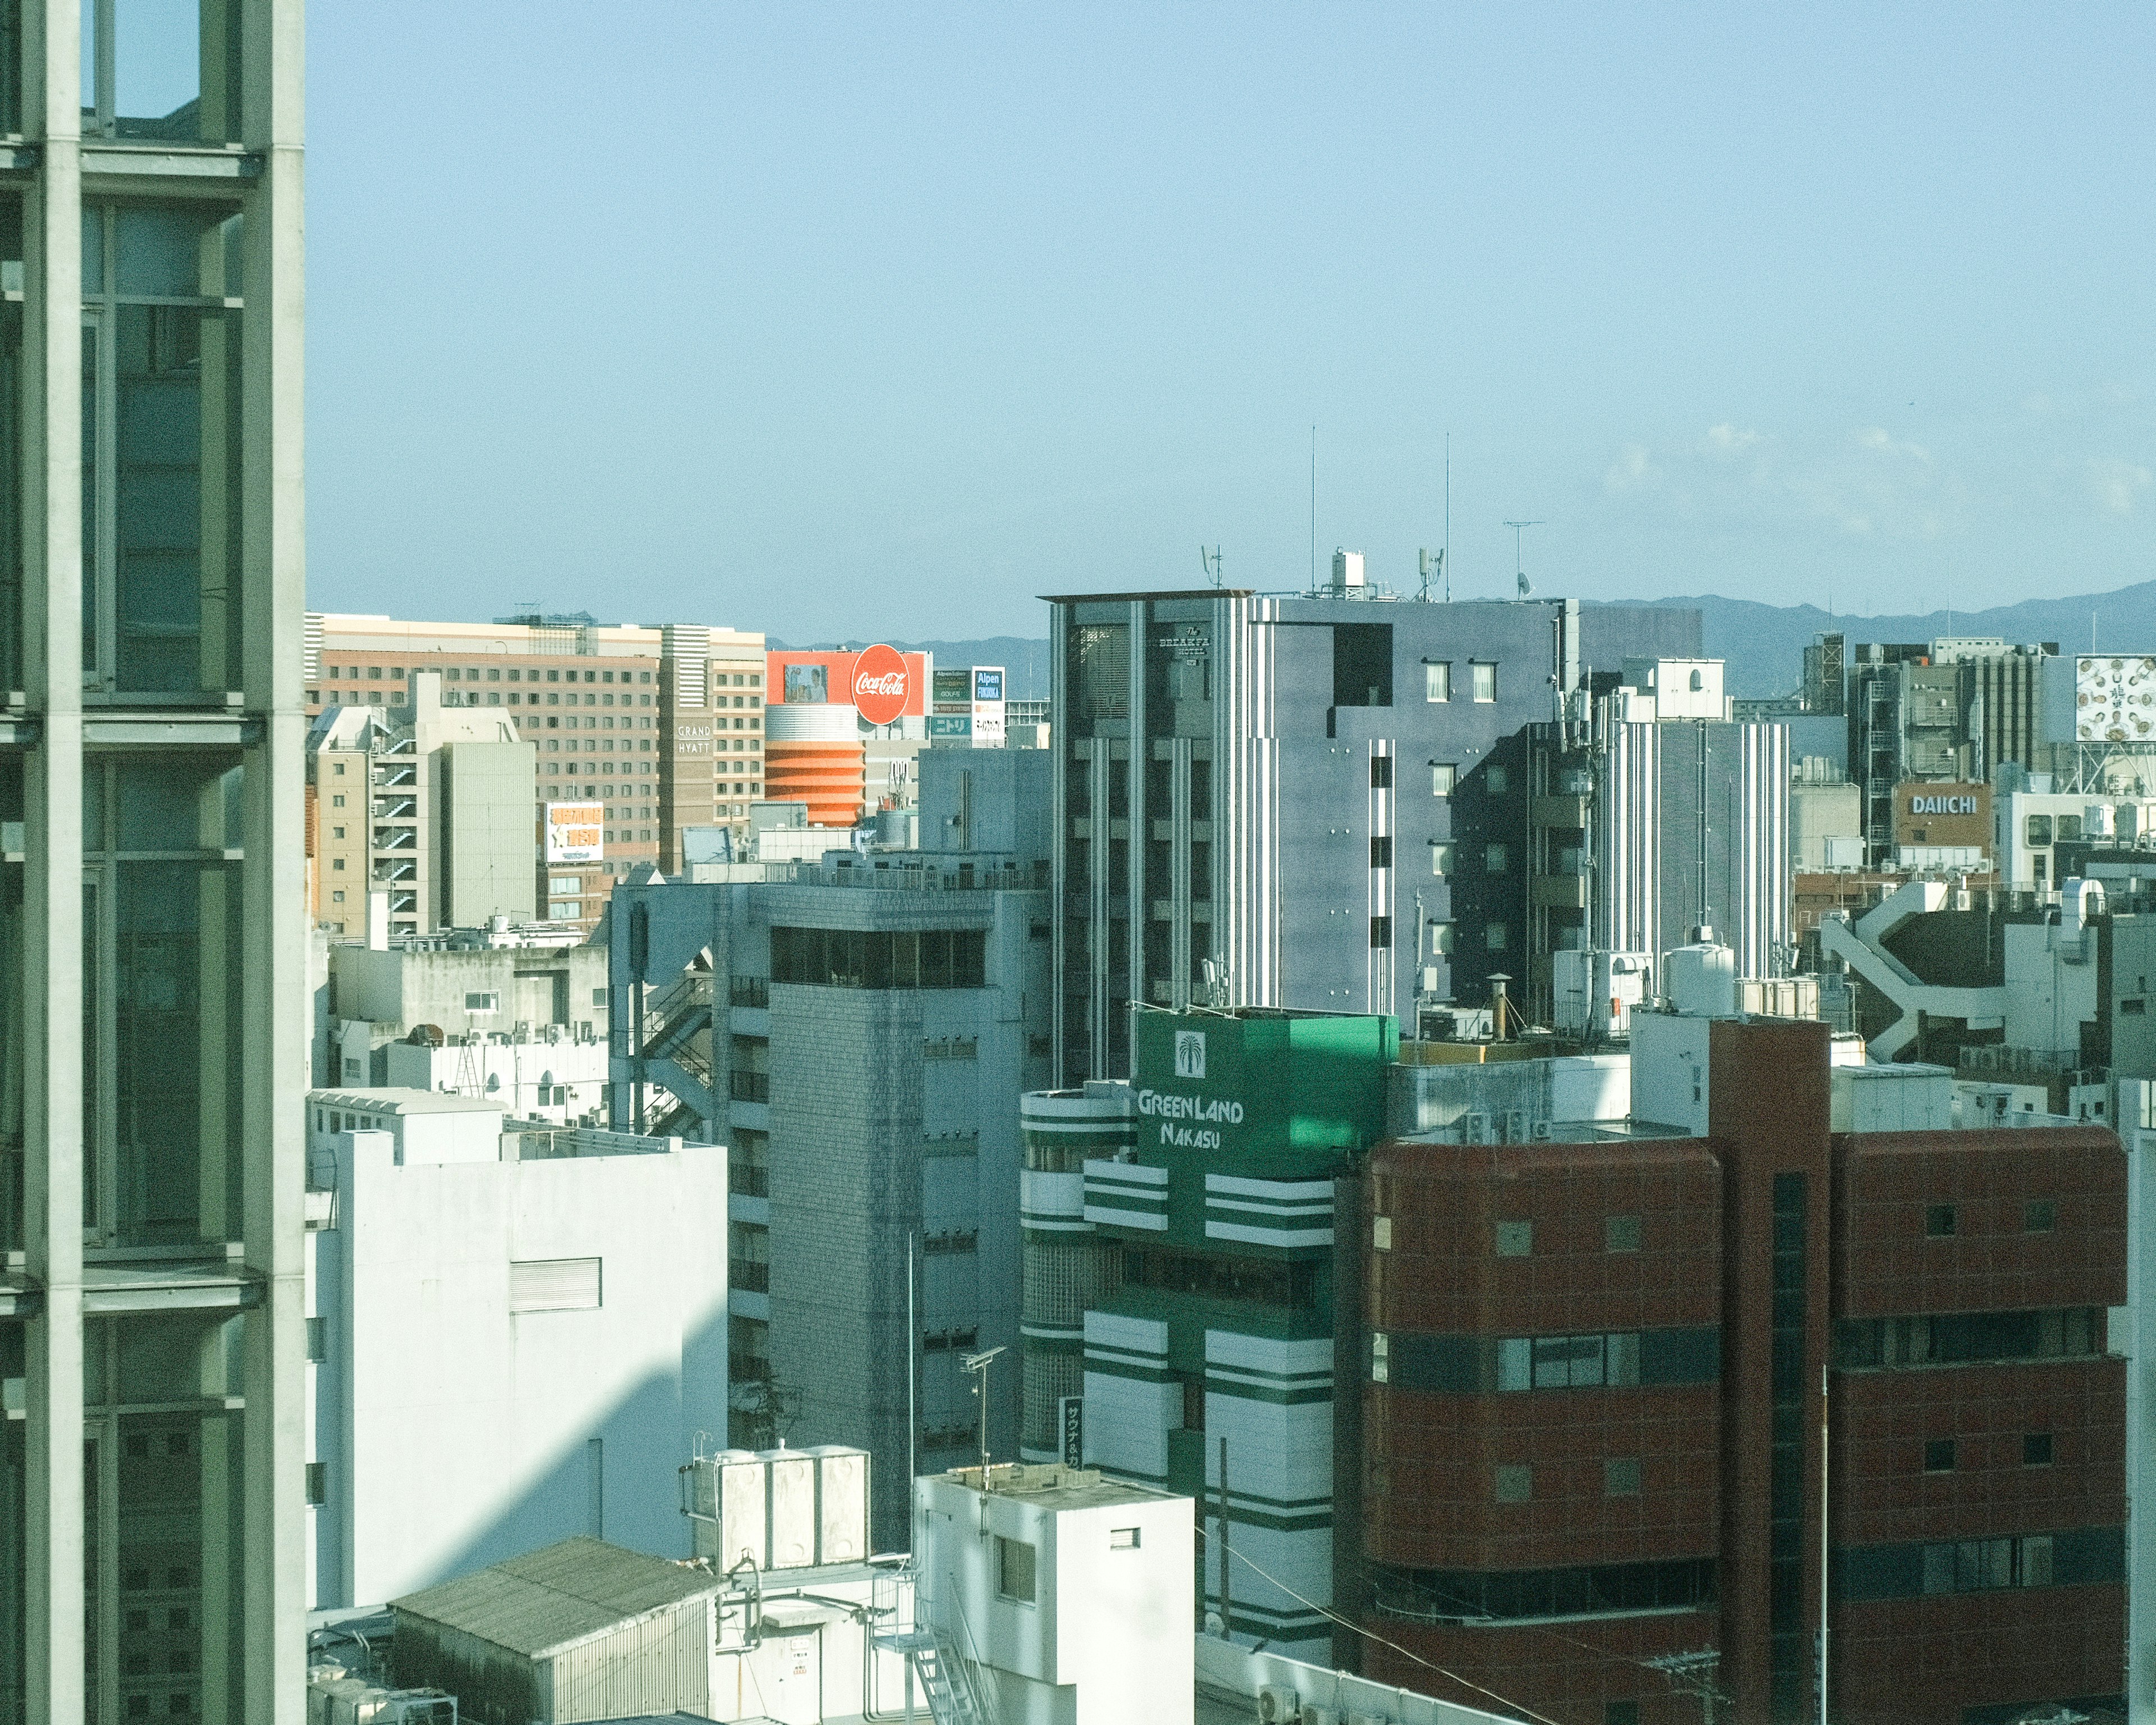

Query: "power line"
<box><xmin>1199</xmin><ymin>1531</ymin><xmax>1569</xmax><ymax>1725</ymax></box>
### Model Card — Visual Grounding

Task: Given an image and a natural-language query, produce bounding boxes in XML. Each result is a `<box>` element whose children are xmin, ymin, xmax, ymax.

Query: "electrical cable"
<box><xmin>1196</xmin><ymin>1527</ymin><xmax>1570</xmax><ymax>1725</ymax></box>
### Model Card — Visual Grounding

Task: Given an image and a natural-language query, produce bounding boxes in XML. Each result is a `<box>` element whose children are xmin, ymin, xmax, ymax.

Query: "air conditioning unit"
<box><xmin>1531</xmin><ymin>1120</ymin><xmax>1552</xmax><ymax>1140</ymax></box>
<box><xmin>1257</xmin><ymin>1685</ymin><xmax>1300</xmax><ymax>1723</ymax></box>
<box><xmin>1461</xmin><ymin>1111</ymin><xmax>1490</xmax><ymax>1145</ymax></box>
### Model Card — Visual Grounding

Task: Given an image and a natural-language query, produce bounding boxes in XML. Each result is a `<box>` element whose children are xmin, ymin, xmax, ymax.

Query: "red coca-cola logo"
<box><xmin>851</xmin><ymin>644</ymin><xmax>910</xmax><ymax>726</ymax></box>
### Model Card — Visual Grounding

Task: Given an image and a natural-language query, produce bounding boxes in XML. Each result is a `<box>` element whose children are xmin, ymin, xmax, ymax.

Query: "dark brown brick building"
<box><xmin>1358</xmin><ymin>1017</ymin><xmax>2125</xmax><ymax>1725</ymax></box>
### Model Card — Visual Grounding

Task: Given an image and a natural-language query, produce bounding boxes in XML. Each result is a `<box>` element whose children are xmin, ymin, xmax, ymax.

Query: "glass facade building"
<box><xmin>0</xmin><ymin>3</ymin><xmax>307</xmax><ymax>1719</ymax></box>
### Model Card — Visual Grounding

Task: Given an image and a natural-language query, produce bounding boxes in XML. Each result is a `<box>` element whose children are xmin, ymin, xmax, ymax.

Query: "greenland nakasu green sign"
<box><xmin>1130</xmin><ymin>1008</ymin><xmax>1395</xmax><ymax>1178</ymax></box>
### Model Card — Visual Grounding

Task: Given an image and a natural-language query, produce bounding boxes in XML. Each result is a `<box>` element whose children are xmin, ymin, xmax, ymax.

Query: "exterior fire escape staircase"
<box><xmin>638</xmin><ymin>970</ymin><xmax>714</xmax><ymax>1135</ymax></box>
<box><xmin>871</xmin><ymin>1568</ymin><xmax>998</xmax><ymax>1725</ymax></box>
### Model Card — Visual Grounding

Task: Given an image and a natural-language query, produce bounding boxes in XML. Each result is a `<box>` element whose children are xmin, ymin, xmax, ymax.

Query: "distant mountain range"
<box><xmin>1598</xmin><ymin>580</ymin><xmax>2156</xmax><ymax>697</ymax></box>
<box><xmin>783</xmin><ymin>579</ymin><xmax>2156</xmax><ymax>704</ymax></box>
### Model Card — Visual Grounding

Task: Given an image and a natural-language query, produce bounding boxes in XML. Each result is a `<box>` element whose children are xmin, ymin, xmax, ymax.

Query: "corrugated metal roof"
<box><xmin>390</xmin><ymin>1537</ymin><xmax>721</xmax><ymax>1659</ymax></box>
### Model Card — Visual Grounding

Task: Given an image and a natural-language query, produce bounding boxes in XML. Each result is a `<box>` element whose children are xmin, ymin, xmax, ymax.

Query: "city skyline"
<box><xmin>306</xmin><ymin>4</ymin><xmax>2155</xmax><ymax>642</ymax></box>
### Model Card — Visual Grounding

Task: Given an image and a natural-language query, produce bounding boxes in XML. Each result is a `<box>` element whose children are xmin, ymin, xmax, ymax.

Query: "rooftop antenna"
<box><xmin>1418</xmin><ymin>547</ymin><xmax>1444</xmax><ymax>603</ymax></box>
<box><xmin>963</xmin><ymin>1345</ymin><xmax>1007</xmax><ymax>1477</ymax></box>
<box><xmin>1308</xmin><ymin>426</ymin><xmax>1318</xmax><ymax>591</ymax></box>
<box><xmin>1444</xmin><ymin>432</ymin><xmax>1452</xmax><ymax>601</ymax></box>
<box><xmin>1505</xmin><ymin>520</ymin><xmax>1544</xmax><ymax>598</ymax></box>
<box><xmin>1200</xmin><ymin>545</ymin><xmax>1223</xmax><ymax>588</ymax></box>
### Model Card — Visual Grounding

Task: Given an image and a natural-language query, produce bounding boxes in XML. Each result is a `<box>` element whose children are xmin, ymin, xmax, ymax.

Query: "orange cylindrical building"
<box><xmin>764</xmin><ymin>701</ymin><xmax>867</xmax><ymax>827</ymax></box>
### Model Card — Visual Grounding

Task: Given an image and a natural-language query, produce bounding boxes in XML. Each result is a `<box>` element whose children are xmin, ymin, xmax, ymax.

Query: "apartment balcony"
<box><xmin>371</xmin><ymin>858</ymin><xmax>417</xmax><ymax>883</ymax></box>
<box><xmin>372</xmin><ymin>798</ymin><xmax>417</xmax><ymax>821</ymax></box>
<box><xmin>1531</xmin><ymin>874</ymin><xmax>1588</xmax><ymax>909</ymax></box>
<box><xmin>373</xmin><ymin>829</ymin><xmax>417</xmax><ymax>851</ymax></box>
<box><xmin>1530</xmin><ymin>794</ymin><xmax>1589</xmax><ymax>829</ymax></box>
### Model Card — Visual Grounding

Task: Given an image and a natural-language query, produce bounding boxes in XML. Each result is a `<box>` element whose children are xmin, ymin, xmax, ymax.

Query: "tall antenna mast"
<box><xmin>1505</xmin><ymin>519</ymin><xmax>1545</xmax><ymax>599</ymax></box>
<box><xmin>1308</xmin><ymin>426</ymin><xmax>1318</xmax><ymax>591</ymax></box>
<box><xmin>963</xmin><ymin>1346</ymin><xmax>1007</xmax><ymax>1476</ymax></box>
<box><xmin>1444</xmin><ymin>434</ymin><xmax>1452</xmax><ymax>601</ymax></box>
<box><xmin>1200</xmin><ymin>545</ymin><xmax>1223</xmax><ymax>587</ymax></box>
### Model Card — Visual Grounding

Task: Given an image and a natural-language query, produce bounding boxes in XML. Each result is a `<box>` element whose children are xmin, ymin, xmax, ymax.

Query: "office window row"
<box><xmin>1372</xmin><ymin>1325</ymin><xmax>1720</xmax><ymax>1393</ymax></box>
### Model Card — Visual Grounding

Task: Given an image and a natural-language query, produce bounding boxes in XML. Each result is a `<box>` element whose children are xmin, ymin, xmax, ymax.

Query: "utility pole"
<box><xmin>1644</xmin><ymin>1649</ymin><xmax>1728</xmax><ymax>1725</ymax></box>
<box><xmin>1217</xmin><ymin>1436</ymin><xmax>1232</xmax><ymax>1642</ymax></box>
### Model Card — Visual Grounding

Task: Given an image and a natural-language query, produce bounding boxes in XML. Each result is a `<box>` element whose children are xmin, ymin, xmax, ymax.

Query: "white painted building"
<box><xmin>914</xmin><ymin>1464</ymin><xmax>1194</xmax><ymax>1725</ymax></box>
<box><xmin>304</xmin><ymin>1089</ymin><xmax>728</xmax><ymax>1609</ymax></box>
<box><xmin>382</xmin><ymin>1032</ymin><xmax>610</xmax><ymax>1122</ymax></box>
<box><xmin>1997</xmin><ymin>788</ymin><xmax>2156</xmax><ymax>889</ymax></box>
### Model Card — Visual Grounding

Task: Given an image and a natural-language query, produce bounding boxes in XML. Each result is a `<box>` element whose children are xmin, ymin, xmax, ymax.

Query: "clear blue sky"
<box><xmin>306</xmin><ymin>4</ymin><xmax>2156</xmax><ymax>640</ymax></box>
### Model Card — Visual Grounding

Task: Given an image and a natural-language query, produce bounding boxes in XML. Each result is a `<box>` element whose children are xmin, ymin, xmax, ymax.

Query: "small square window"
<box><xmin>1926</xmin><ymin>1204</ymin><xmax>1956</xmax><ymax>1238</ymax></box>
<box><xmin>1424</xmin><ymin>661</ymin><xmax>1451</xmax><ymax>702</ymax></box>
<box><xmin>1485</xmin><ymin>843</ymin><xmax>1509</xmax><ymax>873</ymax></box>
<box><xmin>1486</xmin><ymin>764</ymin><xmax>1508</xmax><ymax>795</ymax></box>
<box><xmin>1924</xmin><ymin>1438</ymin><xmax>1956</xmax><ymax>1473</ymax></box>
<box><xmin>1109</xmin><ymin>1527</ymin><xmax>1141</xmax><ymax>1550</ymax></box>
<box><xmin>2023</xmin><ymin>1432</ymin><xmax>2053</xmax><ymax>1466</ymax></box>
<box><xmin>1604</xmin><ymin>1457</ymin><xmax>1641</xmax><ymax>1498</ymax></box>
<box><xmin>1495</xmin><ymin>1220</ymin><xmax>1532</xmax><ymax>1257</ymax></box>
<box><xmin>1431</xmin><ymin>763</ymin><xmax>1458</xmax><ymax>797</ymax></box>
<box><xmin>997</xmin><ymin>1535</ymin><xmax>1038</xmax><ymax>1603</ymax></box>
<box><xmin>1485</xmin><ymin>921</ymin><xmax>1509</xmax><ymax>951</ymax></box>
<box><xmin>2025</xmin><ymin>1199</ymin><xmax>2055</xmax><ymax>1233</ymax></box>
<box><xmin>1471</xmin><ymin>661</ymin><xmax>1497</xmax><ymax>702</ymax></box>
<box><xmin>1495</xmin><ymin>1464</ymin><xmax>1531</xmax><ymax>1503</ymax></box>
<box><xmin>1427</xmin><ymin>921</ymin><xmax>1454</xmax><ymax>956</ymax></box>
<box><xmin>1372</xmin><ymin>1215</ymin><xmax>1392</xmax><ymax>1252</ymax></box>
<box><xmin>1605</xmin><ymin>1215</ymin><xmax>1641</xmax><ymax>1253</ymax></box>
<box><xmin>1369</xmin><ymin>755</ymin><xmax>1393</xmax><ymax>789</ymax></box>
<box><xmin>1430</xmin><ymin>842</ymin><xmax>1452</xmax><ymax>877</ymax></box>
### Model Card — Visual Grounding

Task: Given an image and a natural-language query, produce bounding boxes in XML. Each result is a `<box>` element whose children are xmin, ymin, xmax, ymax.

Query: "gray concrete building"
<box><xmin>1525</xmin><ymin>658</ymin><xmax>1793</xmax><ymax>1021</ymax></box>
<box><xmin>1044</xmin><ymin>586</ymin><xmax>1700</xmax><ymax>1074</ymax></box>
<box><xmin>608</xmin><ymin>748</ymin><xmax>1053</xmax><ymax>1548</ymax></box>
<box><xmin>1841</xmin><ymin>637</ymin><xmax>2054</xmax><ymax>861</ymax></box>
<box><xmin>0</xmin><ymin>2</ymin><xmax>309</xmax><ymax>1716</ymax></box>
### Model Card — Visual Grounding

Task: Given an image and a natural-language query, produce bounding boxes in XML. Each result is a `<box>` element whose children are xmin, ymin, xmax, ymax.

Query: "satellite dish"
<box><xmin>1518</xmin><ymin>572</ymin><xmax>1534</xmax><ymax>597</ymax></box>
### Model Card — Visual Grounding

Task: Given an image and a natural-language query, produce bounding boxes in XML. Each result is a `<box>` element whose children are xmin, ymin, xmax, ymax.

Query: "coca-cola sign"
<box><xmin>851</xmin><ymin>643</ymin><xmax>911</xmax><ymax>726</ymax></box>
